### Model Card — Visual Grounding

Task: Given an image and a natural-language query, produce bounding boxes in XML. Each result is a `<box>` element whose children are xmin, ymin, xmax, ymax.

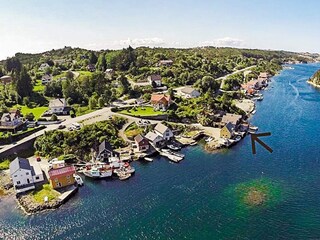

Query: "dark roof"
<box><xmin>98</xmin><ymin>140</ymin><xmax>113</xmax><ymax>154</ymax></box>
<box><xmin>149</xmin><ymin>74</ymin><xmax>161</xmax><ymax>81</ymax></box>
<box><xmin>9</xmin><ymin>157</ymin><xmax>32</xmax><ymax>174</ymax></box>
<box><xmin>224</xmin><ymin>122</ymin><xmax>234</xmax><ymax>132</ymax></box>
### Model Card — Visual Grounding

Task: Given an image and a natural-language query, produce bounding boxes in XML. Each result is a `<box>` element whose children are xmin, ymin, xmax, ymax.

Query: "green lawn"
<box><xmin>0</xmin><ymin>160</ymin><xmax>10</xmax><ymax>170</ymax></box>
<box><xmin>33</xmin><ymin>80</ymin><xmax>45</xmax><ymax>92</ymax></box>
<box><xmin>14</xmin><ymin>105</ymin><xmax>48</xmax><ymax>119</ymax></box>
<box><xmin>120</xmin><ymin>106</ymin><xmax>165</xmax><ymax>117</ymax></box>
<box><xmin>77</xmin><ymin>71</ymin><xmax>93</xmax><ymax>79</ymax></box>
<box><xmin>124</xmin><ymin>122</ymin><xmax>144</xmax><ymax>139</ymax></box>
<box><xmin>32</xmin><ymin>184</ymin><xmax>60</xmax><ymax>204</ymax></box>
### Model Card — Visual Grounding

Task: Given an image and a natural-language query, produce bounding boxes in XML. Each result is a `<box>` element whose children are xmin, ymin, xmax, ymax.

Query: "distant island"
<box><xmin>308</xmin><ymin>69</ymin><xmax>320</xmax><ymax>87</ymax></box>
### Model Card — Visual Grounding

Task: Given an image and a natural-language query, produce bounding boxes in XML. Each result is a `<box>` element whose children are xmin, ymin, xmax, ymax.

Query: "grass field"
<box><xmin>33</xmin><ymin>80</ymin><xmax>45</xmax><ymax>92</ymax></box>
<box><xmin>0</xmin><ymin>160</ymin><xmax>10</xmax><ymax>170</ymax></box>
<box><xmin>13</xmin><ymin>105</ymin><xmax>48</xmax><ymax>119</ymax></box>
<box><xmin>120</xmin><ymin>106</ymin><xmax>165</xmax><ymax>117</ymax></box>
<box><xmin>124</xmin><ymin>122</ymin><xmax>144</xmax><ymax>139</ymax></box>
<box><xmin>32</xmin><ymin>184</ymin><xmax>60</xmax><ymax>204</ymax></box>
<box><xmin>77</xmin><ymin>71</ymin><xmax>93</xmax><ymax>79</ymax></box>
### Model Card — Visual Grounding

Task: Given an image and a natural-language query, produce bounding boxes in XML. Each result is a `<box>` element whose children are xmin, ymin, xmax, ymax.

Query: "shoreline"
<box><xmin>307</xmin><ymin>80</ymin><xmax>320</xmax><ymax>88</ymax></box>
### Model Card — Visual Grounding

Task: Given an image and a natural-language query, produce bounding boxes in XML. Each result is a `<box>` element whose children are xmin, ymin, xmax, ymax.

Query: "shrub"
<box><xmin>50</xmin><ymin>114</ymin><xmax>58</xmax><ymax>121</ymax></box>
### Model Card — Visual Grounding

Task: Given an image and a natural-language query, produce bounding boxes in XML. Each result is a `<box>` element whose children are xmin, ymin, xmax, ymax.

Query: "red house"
<box><xmin>134</xmin><ymin>134</ymin><xmax>150</xmax><ymax>152</ymax></box>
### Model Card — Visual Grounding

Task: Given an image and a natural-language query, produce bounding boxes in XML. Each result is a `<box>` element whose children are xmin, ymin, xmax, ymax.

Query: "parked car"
<box><xmin>36</xmin><ymin>156</ymin><xmax>41</xmax><ymax>162</ymax></box>
<box><xmin>58</xmin><ymin>124</ymin><xmax>66</xmax><ymax>129</ymax></box>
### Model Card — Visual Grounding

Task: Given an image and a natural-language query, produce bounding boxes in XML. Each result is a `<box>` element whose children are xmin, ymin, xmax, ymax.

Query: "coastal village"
<box><xmin>0</xmin><ymin>46</ymin><xmax>311</xmax><ymax>214</ymax></box>
<box><xmin>0</xmin><ymin>65</ymin><xmax>271</xmax><ymax>214</ymax></box>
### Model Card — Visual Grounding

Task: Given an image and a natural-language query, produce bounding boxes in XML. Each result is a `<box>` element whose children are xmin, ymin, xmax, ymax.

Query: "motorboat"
<box><xmin>205</xmin><ymin>137</ymin><xmax>213</xmax><ymax>142</ymax></box>
<box><xmin>167</xmin><ymin>144</ymin><xmax>181</xmax><ymax>151</ymax></box>
<box><xmin>234</xmin><ymin>136</ymin><xmax>242</xmax><ymax>142</ymax></box>
<box><xmin>74</xmin><ymin>174</ymin><xmax>84</xmax><ymax>186</ymax></box>
<box><xmin>83</xmin><ymin>163</ymin><xmax>113</xmax><ymax>178</ymax></box>
<box><xmin>144</xmin><ymin>157</ymin><xmax>153</xmax><ymax>162</ymax></box>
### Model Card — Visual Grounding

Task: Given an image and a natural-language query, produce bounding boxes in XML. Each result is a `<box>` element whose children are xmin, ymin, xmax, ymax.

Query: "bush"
<box><xmin>0</xmin><ymin>159</ymin><xmax>10</xmax><ymax>170</ymax></box>
<box><xmin>50</xmin><ymin>114</ymin><xmax>58</xmax><ymax>121</ymax></box>
<box><xmin>25</xmin><ymin>112</ymin><xmax>35</xmax><ymax>121</ymax></box>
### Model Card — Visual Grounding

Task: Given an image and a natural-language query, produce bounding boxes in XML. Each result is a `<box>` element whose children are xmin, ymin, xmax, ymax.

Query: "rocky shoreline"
<box><xmin>307</xmin><ymin>80</ymin><xmax>320</xmax><ymax>88</ymax></box>
<box><xmin>17</xmin><ymin>194</ymin><xmax>63</xmax><ymax>215</ymax></box>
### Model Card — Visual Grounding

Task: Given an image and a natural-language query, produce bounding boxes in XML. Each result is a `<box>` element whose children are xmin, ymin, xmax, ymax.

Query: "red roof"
<box><xmin>150</xmin><ymin>94</ymin><xmax>171</xmax><ymax>104</ymax></box>
<box><xmin>49</xmin><ymin>166</ymin><xmax>75</xmax><ymax>178</ymax></box>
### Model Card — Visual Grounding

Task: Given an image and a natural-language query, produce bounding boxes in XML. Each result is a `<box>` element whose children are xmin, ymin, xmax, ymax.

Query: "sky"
<box><xmin>0</xmin><ymin>0</ymin><xmax>320</xmax><ymax>60</ymax></box>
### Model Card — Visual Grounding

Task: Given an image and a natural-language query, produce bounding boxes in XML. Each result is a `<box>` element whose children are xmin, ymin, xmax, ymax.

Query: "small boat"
<box><xmin>249</xmin><ymin>125</ymin><xmax>258</xmax><ymax>131</ymax></box>
<box><xmin>83</xmin><ymin>163</ymin><xmax>113</xmax><ymax>179</ymax></box>
<box><xmin>251</xmin><ymin>110</ymin><xmax>256</xmax><ymax>115</ymax></box>
<box><xmin>205</xmin><ymin>137</ymin><xmax>213</xmax><ymax>142</ymax></box>
<box><xmin>234</xmin><ymin>136</ymin><xmax>242</xmax><ymax>142</ymax></box>
<box><xmin>74</xmin><ymin>174</ymin><xmax>84</xmax><ymax>186</ymax></box>
<box><xmin>144</xmin><ymin>157</ymin><xmax>154</xmax><ymax>162</ymax></box>
<box><xmin>167</xmin><ymin>144</ymin><xmax>181</xmax><ymax>151</ymax></box>
<box><xmin>167</xmin><ymin>155</ymin><xmax>183</xmax><ymax>163</ymax></box>
<box><xmin>119</xmin><ymin>173</ymin><xmax>131</xmax><ymax>181</ymax></box>
<box><xmin>257</xmin><ymin>96</ymin><xmax>263</xmax><ymax>101</ymax></box>
<box><xmin>189</xmin><ymin>142</ymin><xmax>197</xmax><ymax>146</ymax></box>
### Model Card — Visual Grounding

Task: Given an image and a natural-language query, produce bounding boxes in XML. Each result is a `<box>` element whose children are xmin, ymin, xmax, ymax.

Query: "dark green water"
<box><xmin>1</xmin><ymin>64</ymin><xmax>320</xmax><ymax>239</ymax></box>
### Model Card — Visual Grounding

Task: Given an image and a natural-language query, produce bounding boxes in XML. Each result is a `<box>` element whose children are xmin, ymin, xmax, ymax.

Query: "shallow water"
<box><xmin>1</xmin><ymin>64</ymin><xmax>320</xmax><ymax>239</ymax></box>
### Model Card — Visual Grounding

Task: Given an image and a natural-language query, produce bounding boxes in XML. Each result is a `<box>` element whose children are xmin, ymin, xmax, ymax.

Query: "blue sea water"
<box><xmin>1</xmin><ymin>64</ymin><xmax>320</xmax><ymax>239</ymax></box>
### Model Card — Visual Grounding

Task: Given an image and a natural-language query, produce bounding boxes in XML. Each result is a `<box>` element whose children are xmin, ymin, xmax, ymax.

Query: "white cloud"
<box><xmin>114</xmin><ymin>37</ymin><xmax>166</xmax><ymax>47</ymax></box>
<box><xmin>201</xmin><ymin>37</ymin><xmax>245</xmax><ymax>48</ymax></box>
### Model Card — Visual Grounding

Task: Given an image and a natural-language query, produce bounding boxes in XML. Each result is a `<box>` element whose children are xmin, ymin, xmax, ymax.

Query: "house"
<box><xmin>0</xmin><ymin>75</ymin><xmax>12</xmax><ymax>85</ymax></box>
<box><xmin>179</xmin><ymin>87</ymin><xmax>201</xmax><ymax>98</ymax></box>
<box><xmin>9</xmin><ymin>157</ymin><xmax>44</xmax><ymax>193</ymax></box>
<box><xmin>150</xmin><ymin>94</ymin><xmax>171</xmax><ymax>111</ymax></box>
<box><xmin>39</xmin><ymin>63</ymin><xmax>50</xmax><ymax>71</ymax></box>
<box><xmin>159</xmin><ymin>60</ymin><xmax>173</xmax><ymax>66</ymax></box>
<box><xmin>87</xmin><ymin>64</ymin><xmax>96</xmax><ymax>72</ymax></box>
<box><xmin>49</xmin><ymin>98</ymin><xmax>70</xmax><ymax>115</ymax></box>
<box><xmin>148</xmin><ymin>74</ymin><xmax>162</xmax><ymax>87</ymax></box>
<box><xmin>259</xmin><ymin>72</ymin><xmax>270</xmax><ymax>80</ymax></box>
<box><xmin>0</xmin><ymin>110</ymin><xmax>24</xmax><ymax>133</ymax></box>
<box><xmin>97</xmin><ymin>140</ymin><xmax>119</xmax><ymax>161</ymax></box>
<box><xmin>41</xmin><ymin>74</ymin><xmax>52</xmax><ymax>85</ymax></box>
<box><xmin>134</xmin><ymin>134</ymin><xmax>150</xmax><ymax>152</ymax></box>
<box><xmin>105</xmin><ymin>69</ymin><xmax>114</xmax><ymax>78</ymax></box>
<box><xmin>145</xmin><ymin>131</ymin><xmax>164</xmax><ymax>147</ymax></box>
<box><xmin>220</xmin><ymin>122</ymin><xmax>235</xmax><ymax>139</ymax></box>
<box><xmin>154</xmin><ymin>123</ymin><xmax>173</xmax><ymax>141</ymax></box>
<box><xmin>48</xmin><ymin>166</ymin><xmax>76</xmax><ymax>189</ymax></box>
<box><xmin>221</xmin><ymin>113</ymin><xmax>242</xmax><ymax>127</ymax></box>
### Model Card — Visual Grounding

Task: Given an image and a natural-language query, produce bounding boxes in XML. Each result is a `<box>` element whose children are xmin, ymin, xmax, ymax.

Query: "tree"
<box><xmin>98</xmin><ymin>97</ymin><xmax>105</xmax><ymax>108</ymax></box>
<box><xmin>50</xmin><ymin>114</ymin><xmax>58</xmax><ymax>121</ymax></box>
<box><xmin>65</xmin><ymin>71</ymin><xmax>74</xmax><ymax>80</ymax></box>
<box><xmin>96</xmin><ymin>53</ymin><xmax>107</xmax><ymax>71</ymax></box>
<box><xmin>89</xmin><ymin>52</ymin><xmax>98</xmax><ymax>64</ymax></box>
<box><xmin>16</xmin><ymin>67</ymin><xmax>32</xmax><ymax>99</ymax></box>
<box><xmin>89</xmin><ymin>96</ymin><xmax>97</xmax><ymax>109</ymax></box>
<box><xmin>5</xmin><ymin>57</ymin><xmax>22</xmax><ymax>73</ymax></box>
<box><xmin>25</xmin><ymin>112</ymin><xmax>35</xmax><ymax>121</ymax></box>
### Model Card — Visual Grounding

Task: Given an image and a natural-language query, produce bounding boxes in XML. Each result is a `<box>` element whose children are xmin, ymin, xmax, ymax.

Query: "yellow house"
<box><xmin>220</xmin><ymin>122</ymin><xmax>234</xmax><ymax>139</ymax></box>
<box><xmin>48</xmin><ymin>166</ymin><xmax>76</xmax><ymax>189</ymax></box>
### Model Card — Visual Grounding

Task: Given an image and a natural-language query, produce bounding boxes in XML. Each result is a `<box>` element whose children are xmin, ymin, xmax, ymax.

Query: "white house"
<box><xmin>9</xmin><ymin>157</ymin><xmax>44</xmax><ymax>193</ymax></box>
<box><xmin>0</xmin><ymin>110</ymin><xmax>24</xmax><ymax>133</ymax></box>
<box><xmin>179</xmin><ymin>87</ymin><xmax>201</xmax><ymax>98</ymax></box>
<box><xmin>145</xmin><ymin>131</ymin><xmax>164</xmax><ymax>146</ymax></box>
<box><xmin>148</xmin><ymin>74</ymin><xmax>162</xmax><ymax>87</ymax></box>
<box><xmin>154</xmin><ymin>123</ymin><xmax>173</xmax><ymax>141</ymax></box>
<box><xmin>49</xmin><ymin>98</ymin><xmax>69</xmax><ymax>115</ymax></box>
<box><xmin>39</xmin><ymin>63</ymin><xmax>50</xmax><ymax>71</ymax></box>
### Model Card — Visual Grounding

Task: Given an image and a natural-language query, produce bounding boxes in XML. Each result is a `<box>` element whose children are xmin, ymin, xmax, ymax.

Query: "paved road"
<box><xmin>219</xmin><ymin>65</ymin><xmax>256</xmax><ymax>90</ymax></box>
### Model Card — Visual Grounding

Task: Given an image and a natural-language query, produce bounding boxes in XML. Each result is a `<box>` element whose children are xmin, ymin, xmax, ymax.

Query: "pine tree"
<box><xmin>16</xmin><ymin>67</ymin><xmax>32</xmax><ymax>99</ymax></box>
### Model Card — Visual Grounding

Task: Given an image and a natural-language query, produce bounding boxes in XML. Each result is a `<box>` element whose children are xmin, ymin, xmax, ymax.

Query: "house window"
<box><xmin>54</xmin><ymin>178</ymin><xmax>59</xmax><ymax>182</ymax></box>
<box><xmin>66</xmin><ymin>175</ymin><xmax>70</xmax><ymax>179</ymax></box>
<box><xmin>57</xmin><ymin>182</ymin><xmax>62</xmax><ymax>187</ymax></box>
<box><xmin>26</xmin><ymin>172</ymin><xmax>29</xmax><ymax>175</ymax></box>
<box><xmin>16</xmin><ymin>181</ymin><xmax>21</xmax><ymax>185</ymax></box>
<box><xmin>36</xmin><ymin>176</ymin><xmax>40</xmax><ymax>180</ymax></box>
<box><xmin>14</xmin><ymin>175</ymin><xmax>17</xmax><ymax>178</ymax></box>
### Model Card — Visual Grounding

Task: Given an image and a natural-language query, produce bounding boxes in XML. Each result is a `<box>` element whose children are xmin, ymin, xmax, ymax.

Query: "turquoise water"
<box><xmin>1</xmin><ymin>64</ymin><xmax>320</xmax><ymax>239</ymax></box>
